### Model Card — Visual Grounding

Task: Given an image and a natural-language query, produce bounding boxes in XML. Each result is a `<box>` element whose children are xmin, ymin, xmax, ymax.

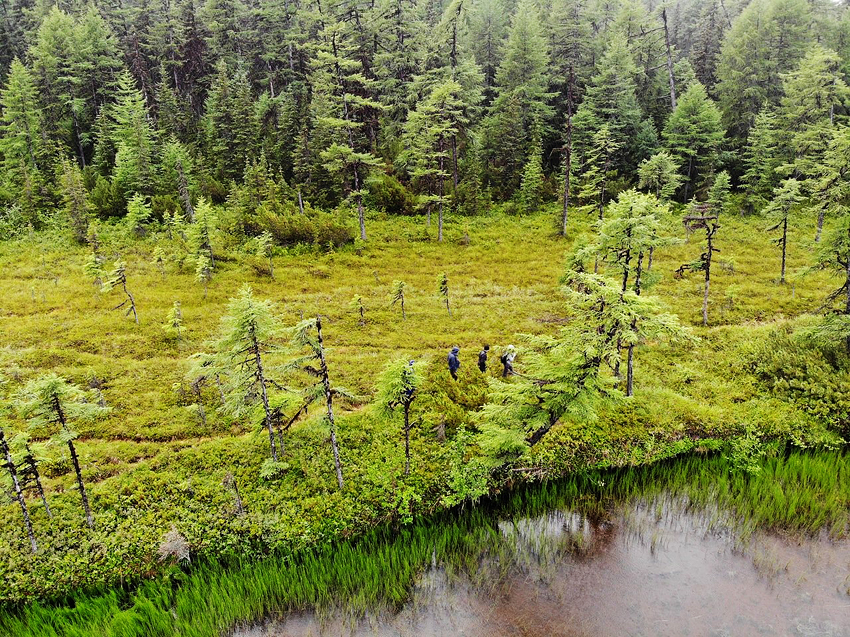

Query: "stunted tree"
<box><xmin>578</xmin><ymin>125</ymin><xmax>620</xmax><ymax>245</ymax></box>
<box><xmin>102</xmin><ymin>261</ymin><xmax>138</xmax><ymax>324</ymax></box>
<box><xmin>350</xmin><ymin>295</ymin><xmax>365</xmax><ymax>325</ymax></box>
<box><xmin>707</xmin><ymin>171</ymin><xmax>731</xmax><ymax>217</ymax></box>
<box><xmin>195</xmin><ymin>286</ymin><xmax>286</xmax><ymax>462</ymax></box>
<box><xmin>255</xmin><ymin>232</ymin><xmax>274</xmax><ymax>279</ymax></box>
<box><xmin>286</xmin><ymin>317</ymin><xmax>353</xmax><ymax>489</ymax></box>
<box><xmin>195</xmin><ymin>254</ymin><xmax>212</xmax><ymax>298</ymax></box>
<box><xmin>438</xmin><ymin>273</ymin><xmax>451</xmax><ymax>317</ymax></box>
<box><xmin>1</xmin><ymin>427</ymin><xmax>37</xmax><ymax>553</ymax></box>
<box><xmin>163</xmin><ymin>300</ymin><xmax>184</xmax><ymax>340</ymax></box>
<box><xmin>14</xmin><ymin>374</ymin><xmax>108</xmax><ymax>529</ymax></box>
<box><xmin>676</xmin><ymin>211</ymin><xmax>720</xmax><ymax>326</ymax></box>
<box><xmin>390</xmin><ymin>280</ymin><xmax>407</xmax><ymax>320</ymax></box>
<box><xmin>764</xmin><ymin>178</ymin><xmax>803</xmax><ymax>284</ymax></box>
<box><xmin>476</xmin><ymin>264</ymin><xmax>681</xmax><ymax>456</ymax></box>
<box><xmin>375</xmin><ymin>359</ymin><xmax>423</xmax><ymax>475</ymax></box>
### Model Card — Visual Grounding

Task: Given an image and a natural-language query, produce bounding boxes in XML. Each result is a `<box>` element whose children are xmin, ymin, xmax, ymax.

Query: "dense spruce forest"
<box><xmin>1</xmin><ymin>0</ymin><xmax>850</xmax><ymax>633</ymax></box>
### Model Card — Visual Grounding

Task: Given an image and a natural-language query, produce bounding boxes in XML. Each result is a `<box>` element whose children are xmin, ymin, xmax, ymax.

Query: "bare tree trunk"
<box><xmin>298</xmin><ymin>189</ymin><xmax>305</xmax><ymax>215</ymax></box>
<box><xmin>176</xmin><ymin>160</ymin><xmax>195</xmax><ymax>222</ymax></box>
<box><xmin>561</xmin><ymin>66</ymin><xmax>574</xmax><ymax>237</ymax></box>
<box><xmin>438</xmin><ymin>157</ymin><xmax>444</xmax><ymax>242</ymax></box>
<box><xmin>55</xmin><ymin>399</ymin><xmax>94</xmax><ymax>528</ymax></box>
<box><xmin>816</xmin><ymin>208</ymin><xmax>825</xmax><ymax>243</ymax></box>
<box><xmin>845</xmin><ymin>228</ymin><xmax>850</xmax><ymax>354</ymax></box>
<box><xmin>662</xmin><ymin>9</ymin><xmax>677</xmax><ymax>111</ymax></box>
<box><xmin>252</xmin><ymin>328</ymin><xmax>278</xmax><ymax>461</ymax></box>
<box><xmin>122</xmin><ymin>279</ymin><xmax>138</xmax><ymax>324</ymax></box>
<box><xmin>780</xmin><ymin>218</ymin><xmax>787</xmax><ymax>284</ymax></box>
<box><xmin>354</xmin><ymin>166</ymin><xmax>366</xmax><ymax>241</ymax></box>
<box><xmin>2</xmin><ymin>429</ymin><xmax>37</xmax><ymax>553</ymax></box>
<box><xmin>403</xmin><ymin>402</ymin><xmax>411</xmax><ymax>476</ymax></box>
<box><xmin>68</xmin><ymin>440</ymin><xmax>93</xmax><ymax>529</ymax></box>
<box><xmin>316</xmin><ymin>316</ymin><xmax>344</xmax><ymax>489</ymax></box>
<box><xmin>25</xmin><ymin>447</ymin><xmax>52</xmax><ymax>518</ymax></box>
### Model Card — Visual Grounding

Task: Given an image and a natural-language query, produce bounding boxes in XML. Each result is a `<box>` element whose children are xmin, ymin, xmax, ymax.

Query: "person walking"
<box><xmin>500</xmin><ymin>345</ymin><xmax>516</xmax><ymax>377</ymax></box>
<box><xmin>478</xmin><ymin>345</ymin><xmax>490</xmax><ymax>372</ymax></box>
<box><xmin>447</xmin><ymin>346</ymin><xmax>460</xmax><ymax>380</ymax></box>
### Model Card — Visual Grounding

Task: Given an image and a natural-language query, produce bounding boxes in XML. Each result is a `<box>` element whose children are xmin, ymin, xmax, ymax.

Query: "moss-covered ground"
<box><xmin>0</xmin><ymin>205</ymin><xmax>846</xmax><ymax>615</ymax></box>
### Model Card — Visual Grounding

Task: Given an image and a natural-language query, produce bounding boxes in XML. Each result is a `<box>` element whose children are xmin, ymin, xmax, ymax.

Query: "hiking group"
<box><xmin>448</xmin><ymin>344</ymin><xmax>515</xmax><ymax>380</ymax></box>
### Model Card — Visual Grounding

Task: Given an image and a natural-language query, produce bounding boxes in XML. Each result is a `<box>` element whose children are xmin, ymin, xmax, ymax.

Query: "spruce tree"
<box><xmin>519</xmin><ymin>130</ymin><xmax>544</xmax><ymax>215</ymax></box>
<box><xmin>741</xmin><ymin>109</ymin><xmax>781</xmax><ymax>212</ymax></box>
<box><xmin>663</xmin><ymin>82</ymin><xmax>725</xmax><ymax>201</ymax></box>
<box><xmin>638</xmin><ymin>151</ymin><xmax>682</xmax><ymax>201</ymax></box>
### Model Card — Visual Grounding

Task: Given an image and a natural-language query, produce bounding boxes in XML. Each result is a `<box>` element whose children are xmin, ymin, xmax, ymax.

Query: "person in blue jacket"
<box><xmin>447</xmin><ymin>346</ymin><xmax>460</xmax><ymax>380</ymax></box>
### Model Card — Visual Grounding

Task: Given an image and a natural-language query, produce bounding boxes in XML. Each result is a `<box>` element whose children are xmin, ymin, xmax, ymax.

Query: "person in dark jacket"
<box><xmin>500</xmin><ymin>345</ymin><xmax>516</xmax><ymax>377</ymax></box>
<box><xmin>478</xmin><ymin>345</ymin><xmax>490</xmax><ymax>372</ymax></box>
<box><xmin>447</xmin><ymin>346</ymin><xmax>460</xmax><ymax>380</ymax></box>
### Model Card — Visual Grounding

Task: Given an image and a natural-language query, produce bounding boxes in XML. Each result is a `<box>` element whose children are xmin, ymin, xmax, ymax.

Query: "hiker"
<box><xmin>447</xmin><ymin>346</ymin><xmax>460</xmax><ymax>380</ymax></box>
<box><xmin>478</xmin><ymin>345</ymin><xmax>490</xmax><ymax>372</ymax></box>
<box><xmin>500</xmin><ymin>345</ymin><xmax>516</xmax><ymax>377</ymax></box>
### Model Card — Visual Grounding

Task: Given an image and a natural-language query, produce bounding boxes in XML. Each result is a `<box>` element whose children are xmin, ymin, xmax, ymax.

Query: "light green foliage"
<box><xmin>390</xmin><ymin>280</ymin><xmax>407</xmax><ymax>320</ymax></box>
<box><xmin>577</xmin><ymin>125</ymin><xmax>620</xmax><ymax>219</ymax></box>
<box><xmin>715</xmin><ymin>0</ymin><xmax>811</xmax><ymax>139</ymax></box>
<box><xmin>442</xmin><ymin>426</ymin><xmax>490</xmax><ymax>508</ymax></box>
<box><xmin>707</xmin><ymin>171</ymin><xmax>731</xmax><ymax>216</ymax></box>
<box><xmin>638</xmin><ymin>151</ymin><xmax>682</xmax><ymax>201</ymax></box>
<box><xmin>13</xmin><ymin>374</ymin><xmax>106</xmax><ymax>431</ymax></box>
<box><xmin>437</xmin><ymin>272</ymin><xmax>451</xmax><ymax>316</ymax></box>
<box><xmin>163</xmin><ymin>300</ymin><xmax>183</xmax><ymax>340</ymax></box>
<box><xmin>374</xmin><ymin>359</ymin><xmax>422</xmax><ymax>419</ymax></box>
<box><xmin>124</xmin><ymin>194</ymin><xmax>152</xmax><ymax>238</ymax></box>
<box><xmin>742</xmin><ymin>110</ymin><xmax>781</xmax><ymax>212</ymax></box>
<box><xmin>663</xmin><ymin>82</ymin><xmax>725</xmax><ymax>200</ymax></box>
<box><xmin>519</xmin><ymin>132</ymin><xmax>544</xmax><ymax>214</ymax></box>
<box><xmin>110</xmin><ymin>70</ymin><xmax>157</xmax><ymax>198</ymax></box>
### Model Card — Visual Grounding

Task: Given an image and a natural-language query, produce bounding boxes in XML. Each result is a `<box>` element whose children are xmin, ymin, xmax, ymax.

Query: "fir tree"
<box><xmin>164</xmin><ymin>300</ymin><xmax>184</xmax><ymax>340</ymax></box>
<box><xmin>638</xmin><ymin>151</ymin><xmax>682</xmax><ymax>201</ymax></box>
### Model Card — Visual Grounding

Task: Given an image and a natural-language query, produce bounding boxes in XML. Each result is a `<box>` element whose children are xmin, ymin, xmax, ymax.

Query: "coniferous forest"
<box><xmin>0</xmin><ymin>0</ymin><xmax>850</xmax><ymax>634</ymax></box>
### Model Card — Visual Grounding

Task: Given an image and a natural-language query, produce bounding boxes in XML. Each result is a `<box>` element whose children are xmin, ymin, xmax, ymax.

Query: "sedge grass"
<box><xmin>0</xmin><ymin>447</ymin><xmax>846</xmax><ymax>637</ymax></box>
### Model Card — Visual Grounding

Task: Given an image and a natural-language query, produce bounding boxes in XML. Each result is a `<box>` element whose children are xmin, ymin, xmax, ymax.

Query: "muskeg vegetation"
<box><xmin>1</xmin><ymin>0</ymin><xmax>850</xmax><ymax>633</ymax></box>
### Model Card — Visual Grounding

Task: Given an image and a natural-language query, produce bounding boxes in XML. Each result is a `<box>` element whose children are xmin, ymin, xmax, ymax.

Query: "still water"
<box><xmin>234</xmin><ymin>498</ymin><xmax>849</xmax><ymax>637</ymax></box>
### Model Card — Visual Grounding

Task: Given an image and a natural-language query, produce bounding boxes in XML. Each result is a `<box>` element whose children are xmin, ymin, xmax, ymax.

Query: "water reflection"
<box><xmin>234</xmin><ymin>498</ymin><xmax>849</xmax><ymax>637</ymax></box>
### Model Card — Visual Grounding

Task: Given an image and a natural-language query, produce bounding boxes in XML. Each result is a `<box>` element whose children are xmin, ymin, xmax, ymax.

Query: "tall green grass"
<box><xmin>1</xmin><ymin>448</ymin><xmax>847</xmax><ymax>637</ymax></box>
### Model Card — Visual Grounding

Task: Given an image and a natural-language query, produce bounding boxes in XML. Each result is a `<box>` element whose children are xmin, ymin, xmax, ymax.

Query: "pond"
<box><xmin>233</xmin><ymin>495</ymin><xmax>850</xmax><ymax>637</ymax></box>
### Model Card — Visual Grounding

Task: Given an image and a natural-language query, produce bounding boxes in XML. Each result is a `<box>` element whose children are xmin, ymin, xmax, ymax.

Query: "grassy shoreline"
<box><xmin>1</xmin><ymin>447</ymin><xmax>847</xmax><ymax>637</ymax></box>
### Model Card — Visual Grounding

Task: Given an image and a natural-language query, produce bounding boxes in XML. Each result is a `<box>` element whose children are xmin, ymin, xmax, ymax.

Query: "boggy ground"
<box><xmin>0</xmin><ymin>205</ymin><xmax>846</xmax><ymax>606</ymax></box>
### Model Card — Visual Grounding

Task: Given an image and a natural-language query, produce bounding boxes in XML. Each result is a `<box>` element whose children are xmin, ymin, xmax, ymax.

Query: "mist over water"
<box><xmin>233</xmin><ymin>498</ymin><xmax>849</xmax><ymax>637</ymax></box>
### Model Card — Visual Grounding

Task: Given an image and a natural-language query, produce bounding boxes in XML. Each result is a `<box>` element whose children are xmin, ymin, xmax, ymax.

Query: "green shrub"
<box><xmin>365</xmin><ymin>172</ymin><xmax>416</xmax><ymax>216</ymax></box>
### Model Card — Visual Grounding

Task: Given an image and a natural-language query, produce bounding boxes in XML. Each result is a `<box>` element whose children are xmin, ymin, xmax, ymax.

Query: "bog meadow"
<box><xmin>0</xmin><ymin>0</ymin><xmax>849</xmax><ymax>634</ymax></box>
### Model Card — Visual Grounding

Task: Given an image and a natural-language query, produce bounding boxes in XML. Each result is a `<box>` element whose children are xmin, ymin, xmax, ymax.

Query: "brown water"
<box><xmin>234</xmin><ymin>500</ymin><xmax>850</xmax><ymax>637</ymax></box>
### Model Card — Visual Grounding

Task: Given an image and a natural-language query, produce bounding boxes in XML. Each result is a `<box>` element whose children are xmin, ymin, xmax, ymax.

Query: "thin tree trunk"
<box><xmin>662</xmin><ymin>9</ymin><xmax>677</xmax><ymax>111</ymax></box>
<box><xmin>56</xmin><ymin>399</ymin><xmax>93</xmax><ymax>528</ymax></box>
<box><xmin>816</xmin><ymin>208</ymin><xmax>825</xmax><ymax>243</ymax></box>
<box><xmin>845</xmin><ymin>228</ymin><xmax>850</xmax><ymax>354</ymax></box>
<box><xmin>252</xmin><ymin>329</ymin><xmax>278</xmax><ymax>461</ymax></box>
<box><xmin>122</xmin><ymin>279</ymin><xmax>138</xmax><ymax>324</ymax></box>
<box><xmin>780</xmin><ymin>218</ymin><xmax>787</xmax><ymax>284</ymax></box>
<box><xmin>403</xmin><ymin>402</ymin><xmax>411</xmax><ymax>476</ymax></box>
<box><xmin>1</xmin><ymin>429</ymin><xmax>37</xmax><ymax>553</ymax></box>
<box><xmin>355</xmin><ymin>167</ymin><xmax>366</xmax><ymax>241</ymax></box>
<box><xmin>316</xmin><ymin>316</ymin><xmax>344</xmax><ymax>489</ymax></box>
<box><xmin>25</xmin><ymin>447</ymin><xmax>52</xmax><ymax>518</ymax></box>
<box><xmin>68</xmin><ymin>440</ymin><xmax>93</xmax><ymax>529</ymax></box>
<box><xmin>562</xmin><ymin>66</ymin><xmax>574</xmax><ymax>237</ymax></box>
<box><xmin>176</xmin><ymin>160</ymin><xmax>195</xmax><ymax>222</ymax></box>
<box><xmin>298</xmin><ymin>189</ymin><xmax>305</xmax><ymax>215</ymax></box>
<box><xmin>438</xmin><ymin>160</ymin><xmax>444</xmax><ymax>243</ymax></box>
